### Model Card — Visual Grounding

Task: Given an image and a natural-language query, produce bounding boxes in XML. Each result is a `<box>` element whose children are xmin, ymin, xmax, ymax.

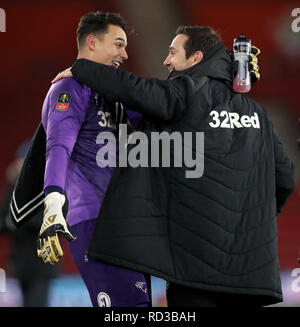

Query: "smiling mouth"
<box><xmin>112</xmin><ymin>61</ymin><xmax>121</xmax><ymax>69</ymax></box>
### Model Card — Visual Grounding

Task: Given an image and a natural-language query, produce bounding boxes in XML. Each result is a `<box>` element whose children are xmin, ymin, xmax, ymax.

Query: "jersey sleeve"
<box><xmin>126</xmin><ymin>109</ymin><xmax>143</xmax><ymax>129</ymax></box>
<box><xmin>42</xmin><ymin>78</ymin><xmax>90</xmax><ymax>192</ymax></box>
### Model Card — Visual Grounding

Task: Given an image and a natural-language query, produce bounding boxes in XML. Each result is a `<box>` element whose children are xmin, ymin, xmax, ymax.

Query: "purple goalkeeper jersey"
<box><xmin>41</xmin><ymin>77</ymin><xmax>141</xmax><ymax>226</ymax></box>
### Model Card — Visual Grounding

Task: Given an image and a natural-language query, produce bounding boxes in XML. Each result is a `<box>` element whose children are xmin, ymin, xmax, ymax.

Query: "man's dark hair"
<box><xmin>77</xmin><ymin>11</ymin><xmax>127</xmax><ymax>49</ymax></box>
<box><xmin>176</xmin><ymin>26</ymin><xmax>221</xmax><ymax>59</ymax></box>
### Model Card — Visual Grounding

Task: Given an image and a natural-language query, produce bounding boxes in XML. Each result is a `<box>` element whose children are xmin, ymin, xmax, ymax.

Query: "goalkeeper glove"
<box><xmin>249</xmin><ymin>45</ymin><xmax>261</xmax><ymax>84</ymax></box>
<box><xmin>37</xmin><ymin>192</ymin><xmax>76</xmax><ymax>264</ymax></box>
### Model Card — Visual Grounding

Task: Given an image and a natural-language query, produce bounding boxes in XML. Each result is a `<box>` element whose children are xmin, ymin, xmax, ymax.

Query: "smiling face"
<box><xmin>163</xmin><ymin>34</ymin><xmax>203</xmax><ymax>72</ymax></box>
<box><xmin>80</xmin><ymin>24</ymin><xmax>128</xmax><ymax>68</ymax></box>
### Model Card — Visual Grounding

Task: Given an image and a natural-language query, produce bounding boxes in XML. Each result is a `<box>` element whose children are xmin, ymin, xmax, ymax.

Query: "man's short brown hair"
<box><xmin>176</xmin><ymin>26</ymin><xmax>221</xmax><ymax>59</ymax></box>
<box><xmin>77</xmin><ymin>11</ymin><xmax>127</xmax><ymax>49</ymax></box>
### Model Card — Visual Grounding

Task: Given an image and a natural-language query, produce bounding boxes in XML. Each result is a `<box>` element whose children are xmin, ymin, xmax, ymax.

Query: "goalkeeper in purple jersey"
<box><xmin>36</xmin><ymin>11</ymin><xmax>150</xmax><ymax>307</ymax></box>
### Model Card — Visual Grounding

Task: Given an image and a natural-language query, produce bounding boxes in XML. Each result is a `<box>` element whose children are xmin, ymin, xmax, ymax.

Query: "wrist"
<box><xmin>44</xmin><ymin>192</ymin><xmax>65</xmax><ymax>207</ymax></box>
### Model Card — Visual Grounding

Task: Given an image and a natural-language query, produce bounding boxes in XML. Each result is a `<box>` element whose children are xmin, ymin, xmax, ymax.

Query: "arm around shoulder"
<box><xmin>71</xmin><ymin>58</ymin><xmax>186</xmax><ymax>121</ymax></box>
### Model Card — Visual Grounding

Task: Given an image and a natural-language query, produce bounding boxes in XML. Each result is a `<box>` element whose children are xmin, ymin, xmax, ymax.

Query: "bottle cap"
<box><xmin>234</xmin><ymin>33</ymin><xmax>251</xmax><ymax>43</ymax></box>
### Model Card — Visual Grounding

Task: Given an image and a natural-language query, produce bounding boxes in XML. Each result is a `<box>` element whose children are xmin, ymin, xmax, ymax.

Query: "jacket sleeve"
<box><xmin>71</xmin><ymin>59</ymin><xmax>186</xmax><ymax>122</ymax></box>
<box><xmin>273</xmin><ymin>128</ymin><xmax>296</xmax><ymax>214</ymax></box>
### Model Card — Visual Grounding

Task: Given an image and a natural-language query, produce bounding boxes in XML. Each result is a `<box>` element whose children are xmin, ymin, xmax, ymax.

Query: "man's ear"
<box><xmin>192</xmin><ymin>51</ymin><xmax>203</xmax><ymax>64</ymax></box>
<box><xmin>86</xmin><ymin>35</ymin><xmax>96</xmax><ymax>51</ymax></box>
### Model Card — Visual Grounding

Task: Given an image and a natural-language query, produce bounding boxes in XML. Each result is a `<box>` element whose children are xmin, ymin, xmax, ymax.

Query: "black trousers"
<box><xmin>166</xmin><ymin>283</ymin><xmax>269</xmax><ymax>307</ymax></box>
<box><xmin>20</xmin><ymin>279</ymin><xmax>50</xmax><ymax>307</ymax></box>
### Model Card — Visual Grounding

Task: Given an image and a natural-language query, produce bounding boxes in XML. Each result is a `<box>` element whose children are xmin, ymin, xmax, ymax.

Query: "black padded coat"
<box><xmin>71</xmin><ymin>44</ymin><xmax>296</xmax><ymax>305</ymax></box>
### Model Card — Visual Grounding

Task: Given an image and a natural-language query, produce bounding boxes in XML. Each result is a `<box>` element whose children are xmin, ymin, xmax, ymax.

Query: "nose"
<box><xmin>121</xmin><ymin>49</ymin><xmax>128</xmax><ymax>60</ymax></box>
<box><xmin>163</xmin><ymin>54</ymin><xmax>171</xmax><ymax>67</ymax></box>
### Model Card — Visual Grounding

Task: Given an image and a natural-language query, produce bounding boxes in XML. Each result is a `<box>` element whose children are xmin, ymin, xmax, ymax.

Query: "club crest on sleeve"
<box><xmin>56</xmin><ymin>92</ymin><xmax>71</xmax><ymax>111</ymax></box>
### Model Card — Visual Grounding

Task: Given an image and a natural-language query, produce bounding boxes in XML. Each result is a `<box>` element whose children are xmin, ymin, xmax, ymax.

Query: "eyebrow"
<box><xmin>115</xmin><ymin>37</ymin><xmax>127</xmax><ymax>46</ymax></box>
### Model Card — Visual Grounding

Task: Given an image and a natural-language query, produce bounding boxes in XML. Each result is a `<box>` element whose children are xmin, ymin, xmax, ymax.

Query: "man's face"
<box><xmin>92</xmin><ymin>24</ymin><xmax>128</xmax><ymax>68</ymax></box>
<box><xmin>163</xmin><ymin>34</ymin><xmax>196</xmax><ymax>72</ymax></box>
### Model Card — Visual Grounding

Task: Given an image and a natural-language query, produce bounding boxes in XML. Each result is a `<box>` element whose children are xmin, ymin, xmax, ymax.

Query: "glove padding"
<box><xmin>37</xmin><ymin>192</ymin><xmax>76</xmax><ymax>264</ymax></box>
<box><xmin>249</xmin><ymin>45</ymin><xmax>261</xmax><ymax>84</ymax></box>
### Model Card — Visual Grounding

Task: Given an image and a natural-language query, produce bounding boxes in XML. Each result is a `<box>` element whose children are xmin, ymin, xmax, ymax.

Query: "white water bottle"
<box><xmin>233</xmin><ymin>34</ymin><xmax>251</xmax><ymax>93</ymax></box>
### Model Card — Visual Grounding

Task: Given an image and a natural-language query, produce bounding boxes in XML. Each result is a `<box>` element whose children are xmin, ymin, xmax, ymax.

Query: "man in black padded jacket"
<box><xmin>52</xmin><ymin>26</ymin><xmax>296</xmax><ymax>307</ymax></box>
